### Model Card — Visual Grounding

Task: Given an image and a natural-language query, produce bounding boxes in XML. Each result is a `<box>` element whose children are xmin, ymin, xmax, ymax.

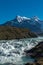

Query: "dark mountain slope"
<box><xmin>24</xmin><ymin>41</ymin><xmax>43</xmax><ymax>58</ymax></box>
<box><xmin>24</xmin><ymin>41</ymin><xmax>43</xmax><ymax>65</ymax></box>
<box><xmin>0</xmin><ymin>26</ymin><xmax>37</xmax><ymax>40</ymax></box>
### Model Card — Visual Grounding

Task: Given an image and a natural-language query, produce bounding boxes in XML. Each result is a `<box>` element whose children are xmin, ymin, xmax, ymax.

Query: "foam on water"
<box><xmin>0</xmin><ymin>37</ymin><xmax>43</xmax><ymax>65</ymax></box>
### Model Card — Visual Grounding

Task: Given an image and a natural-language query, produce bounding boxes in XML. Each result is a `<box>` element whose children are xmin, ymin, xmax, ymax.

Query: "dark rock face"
<box><xmin>25</xmin><ymin>63</ymin><xmax>41</xmax><ymax>65</ymax></box>
<box><xmin>24</xmin><ymin>41</ymin><xmax>43</xmax><ymax>65</ymax></box>
<box><xmin>24</xmin><ymin>41</ymin><xmax>43</xmax><ymax>58</ymax></box>
<box><xmin>0</xmin><ymin>26</ymin><xmax>37</xmax><ymax>40</ymax></box>
<box><xmin>25</xmin><ymin>63</ymin><xmax>33</xmax><ymax>65</ymax></box>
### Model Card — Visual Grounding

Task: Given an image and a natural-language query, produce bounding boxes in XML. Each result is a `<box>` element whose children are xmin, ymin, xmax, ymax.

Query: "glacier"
<box><xmin>0</xmin><ymin>37</ymin><xmax>43</xmax><ymax>65</ymax></box>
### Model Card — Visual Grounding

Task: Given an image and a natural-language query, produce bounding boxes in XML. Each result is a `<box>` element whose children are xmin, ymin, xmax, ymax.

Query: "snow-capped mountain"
<box><xmin>2</xmin><ymin>15</ymin><xmax>42</xmax><ymax>34</ymax></box>
<box><xmin>16</xmin><ymin>15</ymin><xmax>31</xmax><ymax>22</ymax></box>
<box><xmin>16</xmin><ymin>15</ymin><xmax>40</xmax><ymax>22</ymax></box>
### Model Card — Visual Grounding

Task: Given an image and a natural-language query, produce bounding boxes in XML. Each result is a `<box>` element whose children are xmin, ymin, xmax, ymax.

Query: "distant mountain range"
<box><xmin>2</xmin><ymin>15</ymin><xmax>42</xmax><ymax>34</ymax></box>
<box><xmin>0</xmin><ymin>15</ymin><xmax>43</xmax><ymax>39</ymax></box>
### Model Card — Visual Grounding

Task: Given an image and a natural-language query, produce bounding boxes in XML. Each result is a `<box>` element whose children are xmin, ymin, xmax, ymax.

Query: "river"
<box><xmin>0</xmin><ymin>37</ymin><xmax>43</xmax><ymax>65</ymax></box>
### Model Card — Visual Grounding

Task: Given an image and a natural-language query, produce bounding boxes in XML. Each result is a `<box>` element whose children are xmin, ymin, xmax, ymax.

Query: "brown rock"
<box><xmin>0</xmin><ymin>26</ymin><xmax>37</xmax><ymax>40</ymax></box>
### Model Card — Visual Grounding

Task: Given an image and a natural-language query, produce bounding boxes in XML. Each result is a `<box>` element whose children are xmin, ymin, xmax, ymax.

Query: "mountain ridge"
<box><xmin>0</xmin><ymin>26</ymin><xmax>37</xmax><ymax>40</ymax></box>
<box><xmin>2</xmin><ymin>15</ymin><xmax>42</xmax><ymax>34</ymax></box>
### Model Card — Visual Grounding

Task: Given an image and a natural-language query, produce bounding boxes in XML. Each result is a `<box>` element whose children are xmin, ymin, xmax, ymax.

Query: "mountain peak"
<box><xmin>16</xmin><ymin>15</ymin><xmax>31</xmax><ymax>22</ymax></box>
<box><xmin>2</xmin><ymin>15</ymin><xmax>41</xmax><ymax>34</ymax></box>
<box><xmin>31</xmin><ymin>16</ymin><xmax>40</xmax><ymax>21</ymax></box>
<box><xmin>16</xmin><ymin>15</ymin><xmax>40</xmax><ymax>22</ymax></box>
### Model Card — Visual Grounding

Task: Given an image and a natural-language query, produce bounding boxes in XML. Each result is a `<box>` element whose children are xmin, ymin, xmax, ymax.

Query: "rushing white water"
<box><xmin>0</xmin><ymin>37</ymin><xmax>43</xmax><ymax>65</ymax></box>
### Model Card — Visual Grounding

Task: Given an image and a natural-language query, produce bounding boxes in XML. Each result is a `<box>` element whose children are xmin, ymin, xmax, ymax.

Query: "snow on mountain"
<box><xmin>16</xmin><ymin>15</ymin><xmax>31</xmax><ymax>22</ymax></box>
<box><xmin>31</xmin><ymin>16</ymin><xmax>40</xmax><ymax>21</ymax></box>
<box><xmin>2</xmin><ymin>15</ymin><xmax>42</xmax><ymax>34</ymax></box>
<box><xmin>16</xmin><ymin>15</ymin><xmax>40</xmax><ymax>22</ymax></box>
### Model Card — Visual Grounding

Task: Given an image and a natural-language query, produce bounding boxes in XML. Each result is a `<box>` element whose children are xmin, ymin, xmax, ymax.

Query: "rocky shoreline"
<box><xmin>24</xmin><ymin>41</ymin><xmax>43</xmax><ymax>65</ymax></box>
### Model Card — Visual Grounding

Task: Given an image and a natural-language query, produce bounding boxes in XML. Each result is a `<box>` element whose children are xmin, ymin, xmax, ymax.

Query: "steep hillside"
<box><xmin>0</xmin><ymin>26</ymin><xmax>37</xmax><ymax>40</ymax></box>
<box><xmin>24</xmin><ymin>41</ymin><xmax>43</xmax><ymax>65</ymax></box>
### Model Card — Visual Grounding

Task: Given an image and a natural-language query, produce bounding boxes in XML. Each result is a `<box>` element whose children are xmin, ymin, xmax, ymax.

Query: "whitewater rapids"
<box><xmin>0</xmin><ymin>37</ymin><xmax>43</xmax><ymax>65</ymax></box>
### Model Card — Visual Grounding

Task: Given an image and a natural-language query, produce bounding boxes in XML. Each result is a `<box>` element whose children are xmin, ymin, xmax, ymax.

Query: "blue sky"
<box><xmin>0</xmin><ymin>0</ymin><xmax>43</xmax><ymax>24</ymax></box>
